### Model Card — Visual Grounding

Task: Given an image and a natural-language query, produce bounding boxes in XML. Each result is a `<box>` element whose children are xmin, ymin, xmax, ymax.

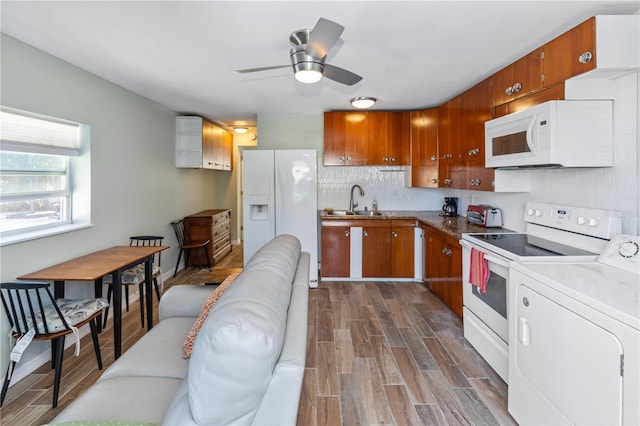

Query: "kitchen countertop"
<box><xmin>319</xmin><ymin>210</ymin><xmax>514</xmax><ymax>240</ymax></box>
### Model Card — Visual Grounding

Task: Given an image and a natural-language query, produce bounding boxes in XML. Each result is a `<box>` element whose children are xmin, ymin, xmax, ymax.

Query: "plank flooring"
<box><xmin>1</xmin><ymin>244</ymin><xmax>515</xmax><ymax>425</ymax></box>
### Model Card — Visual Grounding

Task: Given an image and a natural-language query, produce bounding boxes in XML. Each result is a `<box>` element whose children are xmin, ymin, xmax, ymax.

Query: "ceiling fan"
<box><xmin>234</xmin><ymin>18</ymin><xmax>363</xmax><ymax>86</ymax></box>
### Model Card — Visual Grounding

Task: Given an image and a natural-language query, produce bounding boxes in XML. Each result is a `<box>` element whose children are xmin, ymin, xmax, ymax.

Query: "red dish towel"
<box><xmin>469</xmin><ymin>248</ymin><xmax>489</xmax><ymax>294</ymax></box>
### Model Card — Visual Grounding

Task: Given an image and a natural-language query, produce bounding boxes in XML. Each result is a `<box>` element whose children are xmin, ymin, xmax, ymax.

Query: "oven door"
<box><xmin>461</xmin><ymin>242</ymin><xmax>510</xmax><ymax>342</ymax></box>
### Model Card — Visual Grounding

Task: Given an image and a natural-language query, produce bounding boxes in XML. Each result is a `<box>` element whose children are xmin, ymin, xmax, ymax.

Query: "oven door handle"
<box><xmin>483</xmin><ymin>254</ymin><xmax>511</xmax><ymax>268</ymax></box>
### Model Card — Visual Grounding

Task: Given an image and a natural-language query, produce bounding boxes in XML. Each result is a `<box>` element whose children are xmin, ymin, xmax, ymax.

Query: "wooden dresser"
<box><xmin>183</xmin><ymin>209</ymin><xmax>232</xmax><ymax>266</ymax></box>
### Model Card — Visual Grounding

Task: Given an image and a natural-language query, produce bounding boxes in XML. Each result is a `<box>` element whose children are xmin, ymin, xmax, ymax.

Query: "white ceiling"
<box><xmin>1</xmin><ymin>1</ymin><xmax>639</xmax><ymax>130</ymax></box>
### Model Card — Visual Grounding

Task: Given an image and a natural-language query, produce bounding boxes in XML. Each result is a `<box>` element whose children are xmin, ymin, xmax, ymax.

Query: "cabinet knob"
<box><xmin>442</xmin><ymin>248</ymin><xmax>452</xmax><ymax>256</ymax></box>
<box><xmin>392</xmin><ymin>231</ymin><xmax>398</xmax><ymax>237</ymax></box>
<box><xmin>339</xmin><ymin>156</ymin><xmax>345</xmax><ymax>162</ymax></box>
<box><xmin>344</xmin><ymin>231</ymin><xmax>350</xmax><ymax>237</ymax></box>
<box><xmin>512</xmin><ymin>82</ymin><xmax>522</xmax><ymax>93</ymax></box>
<box><xmin>443</xmin><ymin>178</ymin><xmax>452</xmax><ymax>185</ymax></box>
<box><xmin>468</xmin><ymin>148</ymin><xmax>480</xmax><ymax>156</ymax></box>
<box><xmin>578</xmin><ymin>51</ymin><xmax>593</xmax><ymax>64</ymax></box>
<box><xmin>431</xmin><ymin>178</ymin><xmax>439</xmax><ymax>184</ymax></box>
<box><xmin>346</xmin><ymin>156</ymin><xmax>352</xmax><ymax>163</ymax></box>
<box><xmin>505</xmin><ymin>86</ymin><xmax>514</xmax><ymax>95</ymax></box>
<box><xmin>363</xmin><ymin>230</ymin><xmax>368</xmax><ymax>237</ymax></box>
<box><xmin>390</xmin><ymin>157</ymin><xmax>396</xmax><ymax>162</ymax></box>
<box><xmin>430</xmin><ymin>155</ymin><xmax>438</xmax><ymax>161</ymax></box>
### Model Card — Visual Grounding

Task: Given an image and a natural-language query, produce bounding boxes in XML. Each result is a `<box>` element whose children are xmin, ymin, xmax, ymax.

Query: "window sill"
<box><xmin>0</xmin><ymin>223</ymin><xmax>93</xmax><ymax>247</ymax></box>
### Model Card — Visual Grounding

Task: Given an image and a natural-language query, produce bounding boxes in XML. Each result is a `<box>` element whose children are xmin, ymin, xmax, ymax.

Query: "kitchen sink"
<box><xmin>326</xmin><ymin>210</ymin><xmax>354</xmax><ymax>216</ymax></box>
<box><xmin>353</xmin><ymin>210</ymin><xmax>383</xmax><ymax>216</ymax></box>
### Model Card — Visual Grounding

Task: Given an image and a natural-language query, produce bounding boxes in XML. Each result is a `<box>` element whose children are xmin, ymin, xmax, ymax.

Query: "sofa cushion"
<box><xmin>181</xmin><ymin>234</ymin><xmax>301</xmax><ymax>425</ymax></box>
<box><xmin>183</xmin><ymin>271</ymin><xmax>241</xmax><ymax>358</ymax></box>
<box><xmin>52</xmin><ymin>376</ymin><xmax>183</xmax><ymax>424</ymax></box>
<box><xmin>100</xmin><ymin>317</ymin><xmax>194</xmax><ymax>380</ymax></box>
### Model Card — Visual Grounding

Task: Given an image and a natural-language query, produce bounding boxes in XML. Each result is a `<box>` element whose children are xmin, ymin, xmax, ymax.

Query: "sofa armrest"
<box><xmin>159</xmin><ymin>285</ymin><xmax>215</xmax><ymax>320</ymax></box>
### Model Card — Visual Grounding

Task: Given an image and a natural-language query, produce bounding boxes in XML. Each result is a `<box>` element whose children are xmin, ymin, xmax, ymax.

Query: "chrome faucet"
<box><xmin>349</xmin><ymin>184</ymin><xmax>365</xmax><ymax>212</ymax></box>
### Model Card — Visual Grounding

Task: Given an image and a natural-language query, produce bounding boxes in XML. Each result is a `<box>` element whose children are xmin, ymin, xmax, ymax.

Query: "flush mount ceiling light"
<box><xmin>234</xmin><ymin>127</ymin><xmax>248</xmax><ymax>134</ymax></box>
<box><xmin>350</xmin><ymin>96</ymin><xmax>377</xmax><ymax>109</ymax></box>
<box><xmin>293</xmin><ymin>55</ymin><xmax>324</xmax><ymax>84</ymax></box>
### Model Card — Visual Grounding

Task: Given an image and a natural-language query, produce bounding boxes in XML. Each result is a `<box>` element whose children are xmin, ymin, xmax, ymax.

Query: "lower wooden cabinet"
<box><xmin>422</xmin><ymin>225</ymin><xmax>463</xmax><ymax>318</ymax></box>
<box><xmin>321</xmin><ymin>223</ymin><xmax>351</xmax><ymax>278</ymax></box>
<box><xmin>321</xmin><ymin>219</ymin><xmax>415</xmax><ymax>279</ymax></box>
<box><xmin>183</xmin><ymin>209</ymin><xmax>232</xmax><ymax>267</ymax></box>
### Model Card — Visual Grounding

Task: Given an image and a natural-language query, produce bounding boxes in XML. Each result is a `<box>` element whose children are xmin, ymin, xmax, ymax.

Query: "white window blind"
<box><xmin>0</xmin><ymin>106</ymin><xmax>81</xmax><ymax>156</ymax></box>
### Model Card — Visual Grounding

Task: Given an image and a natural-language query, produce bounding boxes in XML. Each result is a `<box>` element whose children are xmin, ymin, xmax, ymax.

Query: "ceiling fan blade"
<box><xmin>306</xmin><ymin>18</ymin><xmax>344</xmax><ymax>59</ymax></box>
<box><xmin>234</xmin><ymin>65</ymin><xmax>290</xmax><ymax>74</ymax></box>
<box><xmin>323</xmin><ymin>64</ymin><xmax>363</xmax><ymax>86</ymax></box>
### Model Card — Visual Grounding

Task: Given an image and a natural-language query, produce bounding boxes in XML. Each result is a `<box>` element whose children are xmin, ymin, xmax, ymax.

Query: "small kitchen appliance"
<box><xmin>467</xmin><ymin>204</ymin><xmax>503</xmax><ymax>228</ymax></box>
<box><xmin>459</xmin><ymin>201</ymin><xmax>622</xmax><ymax>382</ymax></box>
<box><xmin>442</xmin><ymin>197</ymin><xmax>458</xmax><ymax>217</ymax></box>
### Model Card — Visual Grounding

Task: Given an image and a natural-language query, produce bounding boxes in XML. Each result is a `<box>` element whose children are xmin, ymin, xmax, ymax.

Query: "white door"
<box><xmin>510</xmin><ymin>282</ymin><xmax>623</xmax><ymax>425</ymax></box>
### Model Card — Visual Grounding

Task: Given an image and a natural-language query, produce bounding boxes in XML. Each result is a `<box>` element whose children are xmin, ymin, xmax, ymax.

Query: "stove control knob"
<box><xmin>527</xmin><ymin>208</ymin><xmax>535</xmax><ymax>216</ymax></box>
<box><xmin>589</xmin><ymin>218</ymin><xmax>599</xmax><ymax>227</ymax></box>
<box><xmin>577</xmin><ymin>216</ymin><xmax>587</xmax><ymax>225</ymax></box>
<box><xmin>534</xmin><ymin>209</ymin><xmax>543</xmax><ymax>217</ymax></box>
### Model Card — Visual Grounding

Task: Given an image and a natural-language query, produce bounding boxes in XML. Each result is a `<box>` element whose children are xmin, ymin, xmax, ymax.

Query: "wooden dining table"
<box><xmin>18</xmin><ymin>245</ymin><xmax>169</xmax><ymax>359</ymax></box>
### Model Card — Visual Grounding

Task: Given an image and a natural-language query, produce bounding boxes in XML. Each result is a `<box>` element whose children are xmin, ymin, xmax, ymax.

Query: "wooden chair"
<box><xmin>0</xmin><ymin>281</ymin><xmax>107</xmax><ymax>408</ymax></box>
<box><xmin>171</xmin><ymin>219</ymin><xmax>211</xmax><ymax>277</ymax></box>
<box><xmin>102</xmin><ymin>236</ymin><xmax>163</xmax><ymax>328</ymax></box>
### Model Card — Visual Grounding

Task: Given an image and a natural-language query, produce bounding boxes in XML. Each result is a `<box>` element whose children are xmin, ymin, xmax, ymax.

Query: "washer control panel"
<box><xmin>598</xmin><ymin>234</ymin><xmax>640</xmax><ymax>273</ymax></box>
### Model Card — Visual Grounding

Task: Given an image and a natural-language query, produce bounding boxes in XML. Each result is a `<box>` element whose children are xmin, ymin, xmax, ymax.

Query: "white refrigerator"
<box><xmin>242</xmin><ymin>149</ymin><xmax>318</xmax><ymax>286</ymax></box>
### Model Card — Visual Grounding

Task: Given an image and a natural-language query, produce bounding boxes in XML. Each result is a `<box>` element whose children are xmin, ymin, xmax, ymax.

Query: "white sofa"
<box><xmin>51</xmin><ymin>235</ymin><xmax>309</xmax><ymax>425</ymax></box>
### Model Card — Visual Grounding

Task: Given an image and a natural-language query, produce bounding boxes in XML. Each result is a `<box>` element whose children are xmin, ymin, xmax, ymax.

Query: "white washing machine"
<box><xmin>508</xmin><ymin>235</ymin><xmax>640</xmax><ymax>425</ymax></box>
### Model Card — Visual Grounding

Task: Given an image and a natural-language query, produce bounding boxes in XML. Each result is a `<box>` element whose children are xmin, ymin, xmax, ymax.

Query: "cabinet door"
<box><xmin>459</xmin><ymin>77</ymin><xmax>492</xmax><ymax>163</ymax></box>
<box><xmin>410</xmin><ymin>108</ymin><xmax>439</xmax><ymax>188</ymax></box>
<box><xmin>492</xmin><ymin>49</ymin><xmax>543</xmax><ymax>106</ymax></box>
<box><xmin>462</xmin><ymin>161</ymin><xmax>494</xmax><ymax>191</ymax></box>
<box><xmin>391</xmin><ymin>222</ymin><xmax>414</xmax><ymax>278</ymax></box>
<box><xmin>437</xmin><ymin>99</ymin><xmax>461</xmax><ymax>188</ymax></box>
<box><xmin>323</xmin><ymin>112</ymin><xmax>368</xmax><ymax>165</ymax></box>
<box><xmin>367</xmin><ymin>112</ymin><xmax>410</xmax><ymax>165</ymax></box>
<box><xmin>542</xmin><ymin>17</ymin><xmax>596</xmax><ymax>88</ymax></box>
<box><xmin>321</xmin><ymin>225</ymin><xmax>351</xmax><ymax>277</ymax></box>
<box><xmin>202</xmin><ymin>120</ymin><xmax>216</xmax><ymax>169</ymax></box>
<box><xmin>362</xmin><ymin>226</ymin><xmax>391</xmax><ymax>277</ymax></box>
<box><xmin>423</xmin><ymin>229</ymin><xmax>463</xmax><ymax>318</ymax></box>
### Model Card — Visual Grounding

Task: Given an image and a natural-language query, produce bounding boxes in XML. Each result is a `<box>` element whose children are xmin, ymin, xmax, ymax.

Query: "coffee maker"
<box><xmin>442</xmin><ymin>197</ymin><xmax>458</xmax><ymax>217</ymax></box>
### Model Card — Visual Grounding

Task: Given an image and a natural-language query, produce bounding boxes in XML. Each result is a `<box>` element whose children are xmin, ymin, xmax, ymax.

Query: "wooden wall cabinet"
<box><xmin>409</xmin><ymin>108</ymin><xmax>439</xmax><ymax>188</ymax></box>
<box><xmin>324</xmin><ymin>111</ymin><xmax>410</xmax><ymax>166</ymax></box>
<box><xmin>321</xmin><ymin>222</ymin><xmax>351</xmax><ymax>277</ymax></box>
<box><xmin>422</xmin><ymin>225</ymin><xmax>462</xmax><ymax>318</ymax></box>
<box><xmin>183</xmin><ymin>209</ymin><xmax>232</xmax><ymax>267</ymax></box>
<box><xmin>492</xmin><ymin>48</ymin><xmax>544</xmax><ymax>106</ymax></box>
<box><xmin>176</xmin><ymin>116</ymin><xmax>232</xmax><ymax>171</ymax></box>
<box><xmin>323</xmin><ymin>112</ymin><xmax>368</xmax><ymax>165</ymax></box>
<box><xmin>367</xmin><ymin>111</ymin><xmax>411</xmax><ymax>166</ymax></box>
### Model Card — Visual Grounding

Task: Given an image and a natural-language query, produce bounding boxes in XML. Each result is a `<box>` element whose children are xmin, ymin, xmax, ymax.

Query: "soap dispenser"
<box><xmin>372</xmin><ymin>197</ymin><xmax>378</xmax><ymax>211</ymax></box>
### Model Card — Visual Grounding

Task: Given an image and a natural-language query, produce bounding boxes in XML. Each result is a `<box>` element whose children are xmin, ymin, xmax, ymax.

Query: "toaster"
<box><xmin>467</xmin><ymin>204</ymin><xmax>503</xmax><ymax>228</ymax></box>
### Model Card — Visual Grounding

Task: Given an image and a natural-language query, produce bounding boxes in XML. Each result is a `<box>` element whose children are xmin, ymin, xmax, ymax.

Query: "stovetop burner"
<box><xmin>469</xmin><ymin>233</ymin><xmax>598</xmax><ymax>257</ymax></box>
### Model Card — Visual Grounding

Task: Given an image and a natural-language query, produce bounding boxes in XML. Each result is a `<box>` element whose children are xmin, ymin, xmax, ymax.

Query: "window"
<box><xmin>0</xmin><ymin>106</ymin><xmax>91</xmax><ymax>245</ymax></box>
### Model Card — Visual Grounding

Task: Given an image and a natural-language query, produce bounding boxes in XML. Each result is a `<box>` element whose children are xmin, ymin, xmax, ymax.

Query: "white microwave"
<box><xmin>484</xmin><ymin>100</ymin><xmax>613</xmax><ymax>169</ymax></box>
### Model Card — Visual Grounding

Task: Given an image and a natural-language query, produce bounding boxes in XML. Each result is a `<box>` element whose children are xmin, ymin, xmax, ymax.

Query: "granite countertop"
<box><xmin>319</xmin><ymin>209</ymin><xmax>514</xmax><ymax>240</ymax></box>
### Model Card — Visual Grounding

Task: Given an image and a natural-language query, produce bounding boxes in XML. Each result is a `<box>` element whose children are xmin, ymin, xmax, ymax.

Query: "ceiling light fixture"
<box><xmin>293</xmin><ymin>55</ymin><xmax>324</xmax><ymax>84</ymax></box>
<box><xmin>234</xmin><ymin>127</ymin><xmax>248</xmax><ymax>134</ymax></box>
<box><xmin>350</xmin><ymin>96</ymin><xmax>377</xmax><ymax>109</ymax></box>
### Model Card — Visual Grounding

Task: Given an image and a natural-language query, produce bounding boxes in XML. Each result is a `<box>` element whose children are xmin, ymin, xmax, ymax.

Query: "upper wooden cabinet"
<box><xmin>175</xmin><ymin>116</ymin><xmax>232</xmax><ymax>171</ymax></box>
<box><xmin>542</xmin><ymin>17</ymin><xmax>596</xmax><ymax>87</ymax></box>
<box><xmin>323</xmin><ymin>111</ymin><xmax>368</xmax><ymax>165</ymax></box>
<box><xmin>409</xmin><ymin>108</ymin><xmax>439</xmax><ymax>188</ymax></box>
<box><xmin>324</xmin><ymin>111</ymin><xmax>410</xmax><ymax>166</ymax></box>
<box><xmin>492</xmin><ymin>48</ymin><xmax>544</xmax><ymax>106</ymax></box>
<box><xmin>367</xmin><ymin>111</ymin><xmax>410</xmax><ymax>166</ymax></box>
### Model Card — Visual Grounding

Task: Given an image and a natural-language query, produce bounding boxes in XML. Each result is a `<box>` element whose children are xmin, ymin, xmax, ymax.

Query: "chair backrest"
<box><xmin>0</xmin><ymin>282</ymin><xmax>71</xmax><ymax>338</ymax></box>
<box><xmin>129</xmin><ymin>235</ymin><xmax>163</xmax><ymax>266</ymax></box>
<box><xmin>171</xmin><ymin>220</ymin><xmax>190</xmax><ymax>246</ymax></box>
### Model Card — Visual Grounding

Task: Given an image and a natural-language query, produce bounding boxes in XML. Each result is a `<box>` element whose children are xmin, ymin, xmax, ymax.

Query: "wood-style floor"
<box><xmin>1</xmin><ymin>245</ymin><xmax>515</xmax><ymax>425</ymax></box>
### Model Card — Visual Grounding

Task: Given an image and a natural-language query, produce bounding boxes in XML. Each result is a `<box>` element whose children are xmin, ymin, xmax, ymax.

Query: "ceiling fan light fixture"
<box><xmin>293</xmin><ymin>58</ymin><xmax>324</xmax><ymax>84</ymax></box>
<box><xmin>350</xmin><ymin>96</ymin><xmax>377</xmax><ymax>109</ymax></box>
<box><xmin>234</xmin><ymin>127</ymin><xmax>248</xmax><ymax>134</ymax></box>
